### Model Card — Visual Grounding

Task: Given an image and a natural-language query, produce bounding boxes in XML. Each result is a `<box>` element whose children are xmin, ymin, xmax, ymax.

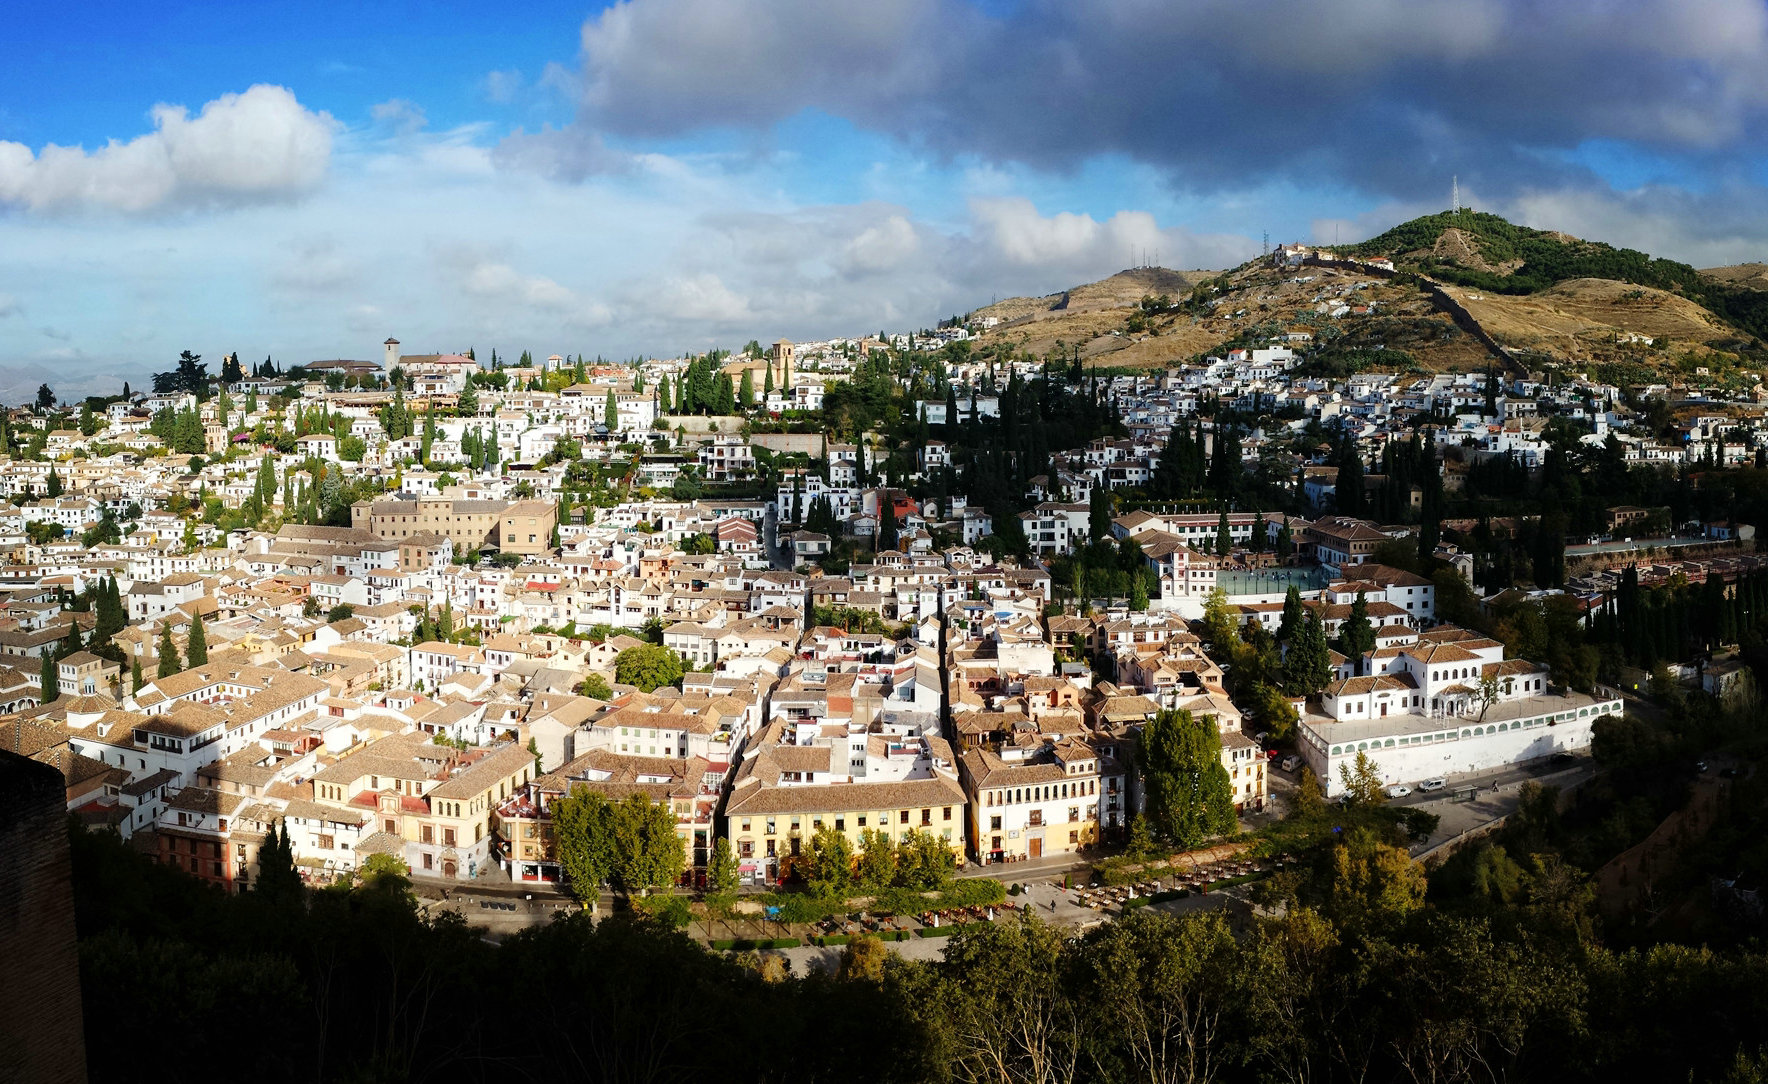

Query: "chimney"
<box><xmin>384</xmin><ymin>338</ymin><xmax>401</xmax><ymax>371</ymax></box>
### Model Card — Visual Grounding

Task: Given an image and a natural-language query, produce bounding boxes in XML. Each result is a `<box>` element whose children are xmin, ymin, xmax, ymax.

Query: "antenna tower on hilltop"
<box><xmin>1452</xmin><ymin>175</ymin><xmax>1460</xmax><ymax>215</ymax></box>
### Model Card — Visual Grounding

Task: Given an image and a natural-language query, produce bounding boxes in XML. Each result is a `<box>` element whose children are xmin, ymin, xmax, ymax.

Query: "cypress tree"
<box><xmin>187</xmin><ymin>611</ymin><xmax>208</xmax><ymax>667</ymax></box>
<box><xmin>157</xmin><ymin>624</ymin><xmax>181</xmax><ymax>678</ymax></box>
<box><xmin>40</xmin><ymin>651</ymin><xmax>56</xmax><ymax>700</ymax></box>
<box><xmin>130</xmin><ymin>655</ymin><xmax>143</xmax><ymax>694</ymax></box>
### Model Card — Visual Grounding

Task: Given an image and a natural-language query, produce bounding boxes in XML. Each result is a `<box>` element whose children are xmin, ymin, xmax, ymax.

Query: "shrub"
<box><xmin>630</xmin><ymin>893</ymin><xmax>692</xmax><ymax>928</ymax></box>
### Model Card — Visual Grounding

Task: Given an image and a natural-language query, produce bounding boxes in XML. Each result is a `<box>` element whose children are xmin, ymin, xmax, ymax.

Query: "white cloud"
<box><xmin>0</xmin><ymin>85</ymin><xmax>334</xmax><ymax>214</ymax></box>
<box><xmin>462</xmin><ymin>261</ymin><xmax>577</xmax><ymax>309</ymax></box>
<box><xmin>643</xmin><ymin>273</ymin><xmax>753</xmax><ymax>324</ymax></box>
<box><xmin>482</xmin><ymin>70</ymin><xmax>523</xmax><ymax>105</ymax></box>
<box><xmin>838</xmin><ymin>214</ymin><xmax>921</xmax><ymax>276</ymax></box>
<box><xmin>971</xmin><ymin>197</ymin><xmax>1254</xmax><ymax>273</ymax></box>
<box><xmin>370</xmin><ymin>99</ymin><xmax>428</xmax><ymax>134</ymax></box>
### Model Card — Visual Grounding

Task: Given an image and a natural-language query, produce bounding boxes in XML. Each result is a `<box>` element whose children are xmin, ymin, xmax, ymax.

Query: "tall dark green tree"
<box><xmin>1337</xmin><ymin>590</ymin><xmax>1376</xmax><ymax>674</ymax></box>
<box><xmin>186</xmin><ymin>612</ymin><xmax>208</xmax><ymax>667</ymax></box>
<box><xmin>1139</xmin><ymin>708</ymin><xmax>1237</xmax><ymax>848</ymax></box>
<box><xmin>157</xmin><ymin>624</ymin><xmax>181</xmax><ymax>678</ymax></box>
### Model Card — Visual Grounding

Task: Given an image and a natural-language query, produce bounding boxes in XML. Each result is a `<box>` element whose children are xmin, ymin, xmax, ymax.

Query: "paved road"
<box><xmin>1398</xmin><ymin>759</ymin><xmax>1595</xmax><ymax>856</ymax></box>
<box><xmin>1566</xmin><ymin>535</ymin><xmax>1708</xmax><ymax>557</ymax></box>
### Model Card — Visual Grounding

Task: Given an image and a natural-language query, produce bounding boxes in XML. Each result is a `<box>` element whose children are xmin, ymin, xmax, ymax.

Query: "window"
<box><xmin>990</xmin><ymin>815</ymin><xmax>1002</xmax><ymax>831</ymax></box>
<box><xmin>943</xmin><ymin>806</ymin><xmax>952</xmax><ymax>821</ymax></box>
<box><xmin>422</xmin><ymin>853</ymin><xmax>433</xmax><ymax>870</ymax></box>
<box><xmin>856</xmin><ymin>815</ymin><xmax>867</xmax><ymax>827</ymax></box>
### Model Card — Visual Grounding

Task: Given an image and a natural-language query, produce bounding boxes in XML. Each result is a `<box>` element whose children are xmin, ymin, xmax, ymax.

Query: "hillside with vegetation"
<box><xmin>965</xmin><ymin>212</ymin><xmax>1768</xmax><ymax>381</ymax></box>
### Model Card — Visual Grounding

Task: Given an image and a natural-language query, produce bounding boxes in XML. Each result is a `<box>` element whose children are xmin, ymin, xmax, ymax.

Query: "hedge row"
<box><xmin>915</xmin><ymin>922</ymin><xmax>991</xmax><ymax>939</ymax></box>
<box><xmin>710</xmin><ymin>937</ymin><xmax>802</xmax><ymax>951</ymax></box>
<box><xmin>754</xmin><ymin>879</ymin><xmax>1008</xmax><ymax>925</ymax></box>
<box><xmin>811</xmin><ymin>930</ymin><xmax>911</xmax><ymax>946</ymax></box>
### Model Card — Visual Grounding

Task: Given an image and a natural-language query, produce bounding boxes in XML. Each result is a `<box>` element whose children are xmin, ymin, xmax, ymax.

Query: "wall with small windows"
<box><xmin>1298</xmin><ymin>696</ymin><xmax>1618</xmax><ymax>795</ymax></box>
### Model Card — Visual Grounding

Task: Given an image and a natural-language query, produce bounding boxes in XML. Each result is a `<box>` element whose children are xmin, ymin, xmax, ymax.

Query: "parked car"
<box><xmin>1280</xmin><ymin>754</ymin><xmax>1300</xmax><ymax>772</ymax></box>
<box><xmin>1384</xmin><ymin>784</ymin><xmax>1412</xmax><ymax>799</ymax></box>
<box><xmin>1420</xmin><ymin>778</ymin><xmax>1446</xmax><ymax>792</ymax></box>
<box><xmin>1695</xmin><ymin>761</ymin><xmax>1710</xmax><ymax>774</ymax></box>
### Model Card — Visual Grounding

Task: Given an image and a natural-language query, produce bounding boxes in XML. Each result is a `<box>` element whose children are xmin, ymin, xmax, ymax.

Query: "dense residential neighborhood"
<box><xmin>15</xmin><ymin>323</ymin><xmax>1768</xmax><ymax>1083</ymax></box>
<box><xmin>7</xmin><ymin>327</ymin><xmax>1726</xmax><ymax>894</ymax></box>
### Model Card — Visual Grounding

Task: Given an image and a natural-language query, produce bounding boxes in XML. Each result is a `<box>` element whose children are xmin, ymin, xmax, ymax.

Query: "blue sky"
<box><xmin>7</xmin><ymin>0</ymin><xmax>1768</xmax><ymax>399</ymax></box>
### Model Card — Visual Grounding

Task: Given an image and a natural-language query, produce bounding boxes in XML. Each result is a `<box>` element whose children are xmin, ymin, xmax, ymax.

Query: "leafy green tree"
<box><xmin>1292</xmin><ymin>765</ymin><xmax>1326</xmax><ymax>818</ymax></box>
<box><xmin>893</xmin><ymin>830</ymin><xmax>956</xmax><ymax>889</ymax></box>
<box><xmin>707</xmin><ymin>836</ymin><xmax>739</xmax><ymax>897</ymax></box>
<box><xmin>838</xmin><ymin>934</ymin><xmax>889</xmax><ymax>983</ymax></box>
<box><xmin>552</xmin><ymin>787</ymin><xmax>616</xmax><ymax>903</ymax></box>
<box><xmin>1078</xmin><ymin>911</ymin><xmax>1245</xmax><ymax>1084</ymax></box>
<box><xmin>36</xmin><ymin>383</ymin><xmax>55</xmax><ymax>411</ymax></box>
<box><xmin>357</xmin><ymin>852</ymin><xmax>412</xmax><ymax>895</ymax></box>
<box><xmin>1139</xmin><ymin>709</ymin><xmax>1237</xmax><ymax>848</ymax></box>
<box><xmin>579</xmin><ymin>673</ymin><xmax>614</xmax><ymax>700</ymax></box>
<box><xmin>1325</xmin><ymin>828</ymin><xmax>1426</xmax><ymax>931</ymax></box>
<box><xmin>609</xmin><ymin>793</ymin><xmax>686</xmax><ymax>893</ymax></box>
<box><xmin>856</xmin><ymin>828</ymin><xmax>897</xmax><ymax>887</ymax></box>
<box><xmin>1337</xmin><ymin>750</ymin><xmax>1386</xmax><ymax>807</ymax></box>
<box><xmin>807</xmin><ymin>824</ymin><xmax>854</xmax><ymax>897</ymax></box>
<box><xmin>1202</xmin><ymin>586</ymin><xmax>1239</xmax><ymax>648</ymax></box>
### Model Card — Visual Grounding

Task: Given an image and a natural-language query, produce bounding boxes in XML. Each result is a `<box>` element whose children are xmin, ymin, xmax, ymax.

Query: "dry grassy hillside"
<box><xmin>1444</xmin><ymin>279</ymin><xmax>1729</xmax><ymax>359</ymax></box>
<box><xmin>975</xmin><ymin>267</ymin><xmax>1211</xmax><ymax>323</ymax></box>
<box><xmin>1702</xmin><ymin>263</ymin><xmax>1768</xmax><ymax>290</ymax></box>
